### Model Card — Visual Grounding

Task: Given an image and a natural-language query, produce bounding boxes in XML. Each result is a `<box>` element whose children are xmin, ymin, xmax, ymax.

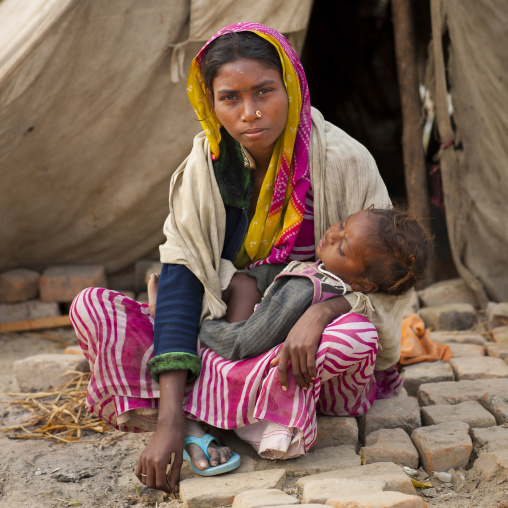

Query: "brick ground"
<box><xmin>313</xmin><ymin>416</ymin><xmax>358</xmax><ymax>449</ymax></box>
<box><xmin>400</xmin><ymin>361</ymin><xmax>454</xmax><ymax>396</ymax></box>
<box><xmin>232</xmin><ymin>488</ymin><xmax>298</xmax><ymax>508</ymax></box>
<box><xmin>361</xmin><ymin>428</ymin><xmax>419</xmax><ymax>469</ymax></box>
<box><xmin>296</xmin><ymin>462</ymin><xmax>416</xmax><ymax>496</ymax></box>
<box><xmin>417</xmin><ymin>378</ymin><xmax>508</xmax><ymax>424</ymax></box>
<box><xmin>179</xmin><ymin>469</ymin><xmax>286</xmax><ymax>508</ymax></box>
<box><xmin>449</xmin><ymin>356</ymin><xmax>508</xmax><ymax>380</ymax></box>
<box><xmin>444</xmin><ymin>342</ymin><xmax>485</xmax><ymax>357</ymax></box>
<box><xmin>360</xmin><ymin>395</ymin><xmax>421</xmax><ymax>438</ymax></box>
<box><xmin>411</xmin><ymin>421</ymin><xmax>472</xmax><ymax>474</ymax></box>
<box><xmin>421</xmin><ymin>400</ymin><xmax>496</xmax><ymax>428</ymax></box>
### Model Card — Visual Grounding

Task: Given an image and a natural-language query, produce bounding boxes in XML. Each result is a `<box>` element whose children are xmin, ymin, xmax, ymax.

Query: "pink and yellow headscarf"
<box><xmin>187</xmin><ymin>23</ymin><xmax>312</xmax><ymax>267</ymax></box>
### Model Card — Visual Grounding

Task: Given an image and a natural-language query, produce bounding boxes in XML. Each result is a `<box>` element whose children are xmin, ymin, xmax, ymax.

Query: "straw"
<box><xmin>0</xmin><ymin>372</ymin><xmax>115</xmax><ymax>443</ymax></box>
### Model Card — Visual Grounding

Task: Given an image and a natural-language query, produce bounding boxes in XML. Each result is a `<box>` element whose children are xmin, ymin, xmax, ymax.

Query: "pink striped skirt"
<box><xmin>70</xmin><ymin>288</ymin><xmax>402</xmax><ymax>458</ymax></box>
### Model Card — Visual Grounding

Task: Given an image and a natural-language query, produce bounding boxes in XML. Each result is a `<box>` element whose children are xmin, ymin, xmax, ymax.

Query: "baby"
<box><xmin>148</xmin><ymin>207</ymin><xmax>431</xmax><ymax>360</ymax></box>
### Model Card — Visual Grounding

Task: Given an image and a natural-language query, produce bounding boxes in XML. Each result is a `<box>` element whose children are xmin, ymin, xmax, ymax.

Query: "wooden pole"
<box><xmin>0</xmin><ymin>315</ymin><xmax>71</xmax><ymax>333</ymax></box>
<box><xmin>392</xmin><ymin>0</ymin><xmax>431</xmax><ymax>228</ymax></box>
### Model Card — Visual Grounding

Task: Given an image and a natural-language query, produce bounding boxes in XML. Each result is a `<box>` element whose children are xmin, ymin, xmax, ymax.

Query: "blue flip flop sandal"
<box><xmin>183</xmin><ymin>433</ymin><xmax>241</xmax><ymax>476</ymax></box>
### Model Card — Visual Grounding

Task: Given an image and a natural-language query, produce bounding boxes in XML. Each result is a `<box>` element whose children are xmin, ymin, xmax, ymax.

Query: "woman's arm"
<box><xmin>135</xmin><ymin>370</ymin><xmax>187</xmax><ymax>493</ymax></box>
<box><xmin>270</xmin><ymin>296</ymin><xmax>352</xmax><ymax>390</ymax></box>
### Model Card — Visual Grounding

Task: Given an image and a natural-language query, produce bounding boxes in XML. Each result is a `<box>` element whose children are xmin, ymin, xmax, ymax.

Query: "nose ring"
<box><xmin>256</xmin><ymin>110</ymin><xmax>262</xmax><ymax>118</ymax></box>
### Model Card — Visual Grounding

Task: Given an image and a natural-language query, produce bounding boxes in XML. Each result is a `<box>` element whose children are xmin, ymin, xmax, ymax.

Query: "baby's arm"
<box><xmin>222</xmin><ymin>272</ymin><xmax>262</xmax><ymax>323</ymax></box>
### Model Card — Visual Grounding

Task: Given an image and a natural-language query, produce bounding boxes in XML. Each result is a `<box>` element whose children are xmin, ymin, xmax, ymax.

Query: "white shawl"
<box><xmin>159</xmin><ymin>107</ymin><xmax>407</xmax><ymax>369</ymax></box>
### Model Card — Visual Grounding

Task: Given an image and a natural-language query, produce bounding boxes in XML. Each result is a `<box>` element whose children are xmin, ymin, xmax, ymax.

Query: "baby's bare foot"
<box><xmin>147</xmin><ymin>273</ymin><xmax>159</xmax><ymax>317</ymax></box>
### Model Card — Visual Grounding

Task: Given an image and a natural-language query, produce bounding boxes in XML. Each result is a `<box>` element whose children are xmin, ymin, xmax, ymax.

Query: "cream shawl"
<box><xmin>159</xmin><ymin>107</ymin><xmax>407</xmax><ymax>370</ymax></box>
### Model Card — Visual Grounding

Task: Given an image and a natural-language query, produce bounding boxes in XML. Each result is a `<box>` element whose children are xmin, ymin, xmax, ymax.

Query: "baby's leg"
<box><xmin>147</xmin><ymin>273</ymin><xmax>159</xmax><ymax>317</ymax></box>
<box><xmin>223</xmin><ymin>272</ymin><xmax>261</xmax><ymax>323</ymax></box>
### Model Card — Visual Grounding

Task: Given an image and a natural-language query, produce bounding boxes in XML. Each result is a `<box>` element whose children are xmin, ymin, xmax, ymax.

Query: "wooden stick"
<box><xmin>392</xmin><ymin>0</ymin><xmax>431</xmax><ymax>229</ymax></box>
<box><xmin>0</xmin><ymin>315</ymin><xmax>71</xmax><ymax>333</ymax></box>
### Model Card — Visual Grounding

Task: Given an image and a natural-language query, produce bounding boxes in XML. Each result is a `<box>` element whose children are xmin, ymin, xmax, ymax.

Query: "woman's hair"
<box><xmin>199</xmin><ymin>32</ymin><xmax>283</xmax><ymax>96</ymax></box>
<box><xmin>362</xmin><ymin>207</ymin><xmax>433</xmax><ymax>296</ymax></box>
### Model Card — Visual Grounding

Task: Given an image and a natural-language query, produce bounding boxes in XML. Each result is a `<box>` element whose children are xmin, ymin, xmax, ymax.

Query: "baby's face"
<box><xmin>316</xmin><ymin>210</ymin><xmax>373</xmax><ymax>285</ymax></box>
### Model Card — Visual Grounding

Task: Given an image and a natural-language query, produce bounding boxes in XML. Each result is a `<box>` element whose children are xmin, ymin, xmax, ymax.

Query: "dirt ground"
<box><xmin>0</xmin><ymin>329</ymin><xmax>507</xmax><ymax>508</ymax></box>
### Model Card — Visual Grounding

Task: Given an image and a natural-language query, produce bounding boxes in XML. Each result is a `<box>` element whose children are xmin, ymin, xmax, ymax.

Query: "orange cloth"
<box><xmin>399</xmin><ymin>314</ymin><xmax>453</xmax><ymax>365</ymax></box>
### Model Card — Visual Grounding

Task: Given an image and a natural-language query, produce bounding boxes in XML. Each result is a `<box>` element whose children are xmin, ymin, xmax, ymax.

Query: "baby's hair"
<box><xmin>362</xmin><ymin>207</ymin><xmax>432</xmax><ymax>296</ymax></box>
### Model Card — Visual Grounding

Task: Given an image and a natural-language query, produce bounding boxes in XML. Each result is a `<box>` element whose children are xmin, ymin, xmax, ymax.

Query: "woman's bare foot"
<box><xmin>147</xmin><ymin>273</ymin><xmax>159</xmax><ymax>317</ymax></box>
<box><xmin>184</xmin><ymin>419</ymin><xmax>233</xmax><ymax>470</ymax></box>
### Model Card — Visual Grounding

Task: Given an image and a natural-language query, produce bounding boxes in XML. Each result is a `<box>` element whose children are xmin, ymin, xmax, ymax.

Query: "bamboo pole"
<box><xmin>392</xmin><ymin>0</ymin><xmax>430</xmax><ymax>229</ymax></box>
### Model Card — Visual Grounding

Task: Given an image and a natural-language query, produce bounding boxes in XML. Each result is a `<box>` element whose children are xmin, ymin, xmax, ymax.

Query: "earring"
<box><xmin>256</xmin><ymin>110</ymin><xmax>262</xmax><ymax>118</ymax></box>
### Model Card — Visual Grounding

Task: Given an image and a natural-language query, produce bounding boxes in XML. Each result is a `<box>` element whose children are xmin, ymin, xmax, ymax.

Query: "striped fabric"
<box><xmin>70</xmin><ymin>287</ymin><xmax>402</xmax><ymax>457</ymax></box>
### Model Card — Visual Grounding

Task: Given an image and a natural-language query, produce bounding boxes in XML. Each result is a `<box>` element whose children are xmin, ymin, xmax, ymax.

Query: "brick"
<box><xmin>470</xmin><ymin>426</ymin><xmax>508</xmax><ymax>454</ymax></box>
<box><xmin>411</xmin><ymin>422</ymin><xmax>472</xmax><ymax>474</ymax></box>
<box><xmin>13</xmin><ymin>354</ymin><xmax>89</xmax><ymax>391</ymax></box>
<box><xmin>449</xmin><ymin>356</ymin><xmax>508</xmax><ymax>380</ymax></box>
<box><xmin>418</xmin><ymin>303</ymin><xmax>476</xmax><ymax>331</ymax></box>
<box><xmin>0</xmin><ymin>300</ymin><xmax>60</xmax><ymax>323</ymax></box>
<box><xmin>361</xmin><ymin>429</ymin><xmax>419</xmax><ymax>469</ymax></box>
<box><xmin>486</xmin><ymin>302</ymin><xmax>508</xmax><ymax>329</ymax></box>
<box><xmin>179</xmin><ymin>469</ymin><xmax>285</xmax><ymax>508</ymax></box>
<box><xmin>326</xmin><ymin>491</ymin><xmax>428</xmax><ymax>508</ymax></box>
<box><xmin>296</xmin><ymin>462</ymin><xmax>416</xmax><ymax>496</ymax></box>
<box><xmin>429</xmin><ymin>331</ymin><xmax>486</xmax><ymax>345</ymax></box>
<box><xmin>418</xmin><ymin>278</ymin><xmax>478</xmax><ymax>308</ymax></box>
<box><xmin>0</xmin><ymin>269</ymin><xmax>40</xmax><ymax>303</ymax></box>
<box><xmin>472</xmin><ymin>451</ymin><xmax>508</xmax><ymax>482</ymax></box>
<box><xmin>417</xmin><ymin>378</ymin><xmax>508</xmax><ymax>424</ymax></box>
<box><xmin>40</xmin><ymin>265</ymin><xmax>107</xmax><ymax>303</ymax></box>
<box><xmin>272</xmin><ymin>445</ymin><xmax>360</xmax><ymax>475</ymax></box>
<box><xmin>313</xmin><ymin>416</ymin><xmax>358</xmax><ymax>450</ymax></box>
<box><xmin>302</xmin><ymin>478</ymin><xmax>386</xmax><ymax>504</ymax></box>
<box><xmin>492</xmin><ymin>326</ymin><xmax>508</xmax><ymax>344</ymax></box>
<box><xmin>360</xmin><ymin>396</ymin><xmax>421</xmax><ymax>438</ymax></box>
<box><xmin>400</xmin><ymin>361</ymin><xmax>454</xmax><ymax>396</ymax></box>
<box><xmin>444</xmin><ymin>342</ymin><xmax>485</xmax><ymax>357</ymax></box>
<box><xmin>486</xmin><ymin>342</ymin><xmax>508</xmax><ymax>360</ymax></box>
<box><xmin>232</xmin><ymin>489</ymin><xmax>298</xmax><ymax>508</ymax></box>
<box><xmin>421</xmin><ymin>401</ymin><xmax>496</xmax><ymax>428</ymax></box>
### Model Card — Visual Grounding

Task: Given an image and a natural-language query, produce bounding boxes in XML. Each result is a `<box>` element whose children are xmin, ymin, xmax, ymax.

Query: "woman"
<box><xmin>70</xmin><ymin>23</ymin><xmax>409</xmax><ymax>494</ymax></box>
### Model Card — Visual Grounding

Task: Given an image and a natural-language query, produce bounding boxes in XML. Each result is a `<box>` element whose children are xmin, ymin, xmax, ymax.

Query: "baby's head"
<box><xmin>316</xmin><ymin>207</ymin><xmax>432</xmax><ymax>296</ymax></box>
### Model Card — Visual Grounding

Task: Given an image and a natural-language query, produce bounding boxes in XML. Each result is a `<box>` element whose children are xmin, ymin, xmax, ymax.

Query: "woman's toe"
<box><xmin>187</xmin><ymin>443</ymin><xmax>209</xmax><ymax>470</ymax></box>
<box><xmin>208</xmin><ymin>448</ymin><xmax>221</xmax><ymax>467</ymax></box>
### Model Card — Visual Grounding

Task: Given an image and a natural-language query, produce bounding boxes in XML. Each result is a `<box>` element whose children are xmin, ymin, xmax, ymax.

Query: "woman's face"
<box><xmin>212</xmin><ymin>58</ymin><xmax>288</xmax><ymax>166</ymax></box>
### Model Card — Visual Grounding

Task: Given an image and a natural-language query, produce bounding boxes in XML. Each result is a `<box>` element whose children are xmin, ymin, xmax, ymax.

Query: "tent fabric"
<box><xmin>430</xmin><ymin>0</ymin><xmax>508</xmax><ymax>305</ymax></box>
<box><xmin>0</xmin><ymin>0</ymin><xmax>313</xmax><ymax>274</ymax></box>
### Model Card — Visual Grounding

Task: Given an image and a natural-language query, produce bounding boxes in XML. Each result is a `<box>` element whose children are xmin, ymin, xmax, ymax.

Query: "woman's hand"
<box><xmin>136</xmin><ymin>412</ymin><xmax>184</xmax><ymax>493</ymax></box>
<box><xmin>270</xmin><ymin>297</ymin><xmax>352</xmax><ymax>390</ymax></box>
<box><xmin>135</xmin><ymin>370</ymin><xmax>187</xmax><ymax>493</ymax></box>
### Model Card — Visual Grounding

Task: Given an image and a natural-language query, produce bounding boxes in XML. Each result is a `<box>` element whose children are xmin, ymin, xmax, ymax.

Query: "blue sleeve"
<box><xmin>147</xmin><ymin>263</ymin><xmax>204</xmax><ymax>382</ymax></box>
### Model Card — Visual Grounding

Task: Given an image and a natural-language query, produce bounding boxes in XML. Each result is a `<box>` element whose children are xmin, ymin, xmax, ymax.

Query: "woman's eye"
<box><xmin>219</xmin><ymin>95</ymin><xmax>237</xmax><ymax>101</ymax></box>
<box><xmin>339</xmin><ymin>241</ymin><xmax>345</xmax><ymax>256</ymax></box>
<box><xmin>258</xmin><ymin>88</ymin><xmax>272</xmax><ymax>96</ymax></box>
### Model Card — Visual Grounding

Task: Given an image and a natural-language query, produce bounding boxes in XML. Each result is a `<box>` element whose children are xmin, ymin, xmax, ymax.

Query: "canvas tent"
<box><xmin>1</xmin><ymin>0</ymin><xmax>507</xmax><ymax>305</ymax></box>
<box><xmin>428</xmin><ymin>0</ymin><xmax>508</xmax><ymax>304</ymax></box>
<box><xmin>0</xmin><ymin>0</ymin><xmax>312</xmax><ymax>273</ymax></box>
